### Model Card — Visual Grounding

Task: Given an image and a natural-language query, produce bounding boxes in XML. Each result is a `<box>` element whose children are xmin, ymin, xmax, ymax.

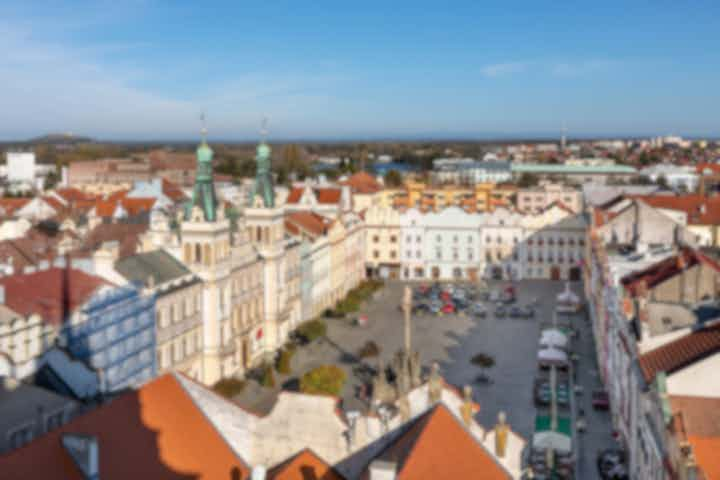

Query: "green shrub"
<box><xmin>297</xmin><ymin>319</ymin><xmax>327</xmax><ymax>342</ymax></box>
<box><xmin>471</xmin><ymin>353</ymin><xmax>496</xmax><ymax>369</ymax></box>
<box><xmin>276</xmin><ymin>348</ymin><xmax>295</xmax><ymax>374</ymax></box>
<box><xmin>335</xmin><ymin>280</ymin><xmax>384</xmax><ymax>314</ymax></box>
<box><xmin>357</xmin><ymin>340</ymin><xmax>381</xmax><ymax>359</ymax></box>
<box><xmin>300</xmin><ymin>365</ymin><xmax>347</xmax><ymax>396</ymax></box>
<box><xmin>212</xmin><ymin>378</ymin><xmax>246</xmax><ymax>398</ymax></box>
<box><xmin>260</xmin><ymin>363</ymin><xmax>276</xmax><ymax>388</ymax></box>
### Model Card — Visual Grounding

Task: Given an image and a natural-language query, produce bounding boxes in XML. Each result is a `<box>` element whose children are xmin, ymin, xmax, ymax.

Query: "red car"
<box><xmin>592</xmin><ymin>390</ymin><xmax>610</xmax><ymax>410</ymax></box>
<box><xmin>442</xmin><ymin>303</ymin><xmax>455</xmax><ymax>314</ymax></box>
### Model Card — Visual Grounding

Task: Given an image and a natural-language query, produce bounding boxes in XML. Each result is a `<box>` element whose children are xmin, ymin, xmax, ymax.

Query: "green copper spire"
<box><xmin>188</xmin><ymin>115</ymin><xmax>219</xmax><ymax>221</ymax></box>
<box><xmin>250</xmin><ymin>118</ymin><xmax>275</xmax><ymax>208</ymax></box>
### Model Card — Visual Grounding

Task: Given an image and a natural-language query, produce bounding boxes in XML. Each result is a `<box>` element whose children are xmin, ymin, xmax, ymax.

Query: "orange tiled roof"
<box><xmin>0</xmin><ymin>374</ymin><xmax>249</xmax><ymax>479</ymax></box>
<box><xmin>670</xmin><ymin>395</ymin><xmax>720</xmax><ymax>480</ymax></box>
<box><xmin>121</xmin><ymin>197</ymin><xmax>156</xmax><ymax>215</ymax></box>
<box><xmin>268</xmin><ymin>448</ymin><xmax>345</xmax><ymax>480</ymax></box>
<box><xmin>639</xmin><ymin>322</ymin><xmax>720</xmax><ymax>382</ymax></box>
<box><xmin>632</xmin><ymin>194</ymin><xmax>720</xmax><ymax>225</ymax></box>
<box><xmin>0</xmin><ymin>197</ymin><xmax>31</xmax><ymax>216</ymax></box>
<box><xmin>343</xmin><ymin>171</ymin><xmax>381</xmax><ymax>194</ymax></box>
<box><xmin>368</xmin><ymin>404</ymin><xmax>510</xmax><ymax>480</ymax></box>
<box><xmin>54</xmin><ymin>187</ymin><xmax>95</xmax><ymax>203</ymax></box>
<box><xmin>161</xmin><ymin>178</ymin><xmax>187</xmax><ymax>202</ymax></box>
<box><xmin>286</xmin><ymin>187</ymin><xmax>343</xmax><ymax>205</ymax></box>
<box><xmin>696</xmin><ymin>163</ymin><xmax>720</xmax><ymax>175</ymax></box>
<box><xmin>285</xmin><ymin>211</ymin><xmax>332</xmax><ymax>237</ymax></box>
<box><xmin>0</xmin><ymin>268</ymin><xmax>108</xmax><ymax>325</ymax></box>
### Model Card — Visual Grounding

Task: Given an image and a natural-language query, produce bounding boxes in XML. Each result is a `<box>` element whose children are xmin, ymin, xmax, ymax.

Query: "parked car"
<box><xmin>508</xmin><ymin>306</ymin><xmax>523</xmax><ymax>317</ymax></box>
<box><xmin>442</xmin><ymin>303</ymin><xmax>455</xmax><ymax>314</ymax></box>
<box><xmin>495</xmin><ymin>306</ymin><xmax>506</xmax><ymax>317</ymax></box>
<box><xmin>597</xmin><ymin>449</ymin><xmax>628</xmax><ymax>479</ymax></box>
<box><xmin>414</xmin><ymin>303</ymin><xmax>431</xmax><ymax>315</ymax></box>
<box><xmin>520</xmin><ymin>306</ymin><xmax>535</xmax><ymax>318</ymax></box>
<box><xmin>592</xmin><ymin>390</ymin><xmax>610</xmax><ymax>410</ymax></box>
<box><xmin>471</xmin><ymin>303</ymin><xmax>487</xmax><ymax>318</ymax></box>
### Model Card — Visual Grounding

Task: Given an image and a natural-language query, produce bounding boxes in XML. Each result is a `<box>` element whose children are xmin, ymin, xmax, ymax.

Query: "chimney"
<box><xmin>494</xmin><ymin>411</ymin><xmax>509</xmax><ymax>458</ymax></box>
<box><xmin>368</xmin><ymin>460</ymin><xmax>397</xmax><ymax>480</ymax></box>
<box><xmin>460</xmin><ymin>385</ymin><xmax>474</xmax><ymax>426</ymax></box>
<box><xmin>61</xmin><ymin>434</ymin><xmax>99</xmax><ymax>479</ymax></box>
<box><xmin>251</xmin><ymin>465</ymin><xmax>267</xmax><ymax>480</ymax></box>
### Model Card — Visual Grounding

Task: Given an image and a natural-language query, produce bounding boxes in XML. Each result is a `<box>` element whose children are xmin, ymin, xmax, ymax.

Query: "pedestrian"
<box><xmin>577</xmin><ymin>408</ymin><xmax>587</xmax><ymax>433</ymax></box>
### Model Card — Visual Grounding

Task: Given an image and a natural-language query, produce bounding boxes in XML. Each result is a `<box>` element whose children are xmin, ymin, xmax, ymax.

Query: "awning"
<box><xmin>538</xmin><ymin>347</ymin><xmax>568</xmax><ymax>365</ymax></box>
<box><xmin>532</xmin><ymin>431</ymin><xmax>572</xmax><ymax>453</ymax></box>
<box><xmin>540</xmin><ymin>329</ymin><xmax>569</xmax><ymax>349</ymax></box>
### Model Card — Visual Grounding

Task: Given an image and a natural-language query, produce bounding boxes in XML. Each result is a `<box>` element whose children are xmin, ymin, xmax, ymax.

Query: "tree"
<box><xmin>384</xmin><ymin>169</ymin><xmax>403</xmax><ymax>187</ymax></box>
<box><xmin>357</xmin><ymin>341</ymin><xmax>381</xmax><ymax>359</ymax></box>
<box><xmin>517</xmin><ymin>173</ymin><xmax>540</xmax><ymax>188</ymax></box>
<box><xmin>260</xmin><ymin>363</ymin><xmax>276</xmax><ymax>388</ymax></box>
<box><xmin>212</xmin><ymin>378</ymin><xmax>246</xmax><ymax>398</ymax></box>
<box><xmin>276</xmin><ymin>347</ymin><xmax>295</xmax><ymax>374</ymax></box>
<box><xmin>471</xmin><ymin>353</ymin><xmax>496</xmax><ymax>383</ymax></box>
<box><xmin>300</xmin><ymin>365</ymin><xmax>347</xmax><ymax>396</ymax></box>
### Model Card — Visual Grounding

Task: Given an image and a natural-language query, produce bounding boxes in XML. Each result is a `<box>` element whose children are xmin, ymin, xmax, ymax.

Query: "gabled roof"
<box><xmin>670</xmin><ymin>395</ymin><xmax>720</xmax><ymax>480</ymax></box>
<box><xmin>639</xmin><ymin>322</ymin><xmax>720</xmax><ymax>382</ymax></box>
<box><xmin>631</xmin><ymin>194</ymin><xmax>720</xmax><ymax>225</ymax></box>
<box><xmin>285</xmin><ymin>211</ymin><xmax>332</xmax><ymax>238</ymax></box>
<box><xmin>286</xmin><ymin>187</ymin><xmax>343</xmax><ymax>205</ymax></box>
<box><xmin>115</xmin><ymin>250</ymin><xmax>193</xmax><ymax>286</ymax></box>
<box><xmin>82</xmin><ymin>223</ymin><xmax>148</xmax><ymax>258</ymax></box>
<box><xmin>268</xmin><ymin>448</ymin><xmax>345</xmax><ymax>480</ymax></box>
<box><xmin>621</xmin><ymin>248</ymin><xmax>720</xmax><ymax>297</ymax></box>
<box><xmin>0</xmin><ymin>374</ymin><xmax>249</xmax><ymax>479</ymax></box>
<box><xmin>162</xmin><ymin>178</ymin><xmax>187</xmax><ymax>202</ymax></box>
<box><xmin>53</xmin><ymin>187</ymin><xmax>95</xmax><ymax>204</ymax></box>
<box><xmin>0</xmin><ymin>268</ymin><xmax>108</xmax><ymax>325</ymax></box>
<box><xmin>0</xmin><ymin>198</ymin><xmax>31</xmax><ymax>217</ymax></box>
<box><xmin>342</xmin><ymin>171</ymin><xmax>381</xmax><ymax>194</ymax></box>
<box><xmin>368</xmin><ymin>404</ymin><xmax>511</xmax><ymax>480</ymax></box>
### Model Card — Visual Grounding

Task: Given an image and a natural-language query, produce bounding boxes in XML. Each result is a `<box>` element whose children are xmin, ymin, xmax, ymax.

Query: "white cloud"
<box><xmin>551</xmin><ymin>60</ymin><xmax>615</xmax><ymax>77</ymax></box>
<box><xmin>481</xmin><ymin>62</ymin><xmax>528</xmax><ymax>77</ymax></box>
<box><xmin>0</xmin><ymin>22</ymin><xmax>351</xmax><ymax>140</ymax></box>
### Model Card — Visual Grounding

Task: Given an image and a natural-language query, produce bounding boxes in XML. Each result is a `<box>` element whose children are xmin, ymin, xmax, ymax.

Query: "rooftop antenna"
<box><xmin>200</xmin><ymin>111</ymin><xmax>208</xmax><ymax>142</ymax></box>
<box><xmin>260</xmin><ymin>116</ymin><xmax>269</xmax><ymax>143</ymax></box>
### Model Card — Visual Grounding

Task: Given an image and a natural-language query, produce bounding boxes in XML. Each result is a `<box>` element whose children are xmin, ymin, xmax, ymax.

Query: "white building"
<box><xmin>5</xmin><ymin>152</ymin><xmax>36</xmax><ymax>184</ymax></box>
<box><xmin>639</xmin><ymin>163</ymin><xmax>698</xmax><ymax>191</ymax></box>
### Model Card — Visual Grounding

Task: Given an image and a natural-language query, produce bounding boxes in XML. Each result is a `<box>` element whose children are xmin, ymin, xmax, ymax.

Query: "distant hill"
<box><xmin>27</xmin><ymin>133</ymin><xmax>94</xmax><ymax>145</ymax></box>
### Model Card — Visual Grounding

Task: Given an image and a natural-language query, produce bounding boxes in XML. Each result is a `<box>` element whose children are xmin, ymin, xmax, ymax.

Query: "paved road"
<box><xmin>234</xmin><ymin>278</ymin><xmax>617</xmax><ymax>477</ymax></box>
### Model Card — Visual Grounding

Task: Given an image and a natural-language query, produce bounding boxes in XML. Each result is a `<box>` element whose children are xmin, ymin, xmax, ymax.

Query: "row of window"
<box><xmin>157</xmin><ymin>331</ymin><xmax>202</xmax><ymax>370</ymax></box>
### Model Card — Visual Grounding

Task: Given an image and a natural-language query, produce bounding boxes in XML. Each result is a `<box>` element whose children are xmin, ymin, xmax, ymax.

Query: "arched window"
<box><xmin>195</xmin><ymin>244</ymin><xmax>202</xmax><ymax>263</ymax></box>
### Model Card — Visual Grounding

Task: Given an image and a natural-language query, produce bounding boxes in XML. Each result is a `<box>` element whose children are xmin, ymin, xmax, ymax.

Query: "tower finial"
<box><xmin>200</xmin><ymin>111</ymin><xmax>208</xmax><ymax>143</ymax></box>
<box><xmin>260</xmin><ymin>116</ymin><xmax>269</xmax><ymax>143</ymax></box>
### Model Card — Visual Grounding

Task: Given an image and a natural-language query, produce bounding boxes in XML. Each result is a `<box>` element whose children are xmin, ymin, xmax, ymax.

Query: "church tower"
<box><xmin>245</xmin><ymin>122</ymin><xmax>298</xmax><ymax>352</ymax></box>
<box><xmin>178</xmin><ymin>122</ymin><xmax>234</xmax><ymax>385</ymax></box>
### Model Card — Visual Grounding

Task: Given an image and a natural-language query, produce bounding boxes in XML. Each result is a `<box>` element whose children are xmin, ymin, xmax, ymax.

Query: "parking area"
<box><xmin>233</xmin><ymin>278</ymin><xmax>617</xmax><ymax>476</ymax></box>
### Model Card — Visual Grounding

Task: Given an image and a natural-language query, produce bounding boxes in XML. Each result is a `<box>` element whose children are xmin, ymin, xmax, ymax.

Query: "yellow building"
<box><xmin>381</xmin><ymin>181</ymin><xmax>514</xmax><ymax>212</ymax></box>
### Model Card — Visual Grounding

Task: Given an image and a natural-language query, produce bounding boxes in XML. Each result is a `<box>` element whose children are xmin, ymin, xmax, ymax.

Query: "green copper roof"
<box><xmin>250</xmin><ymin>140</ymin><xmax>275</xmax><ymax>207</ymax></box>
<box><xmin>188</xmin><ymin>137</ymin><xmax>219</xmax><ymax>221</ymax></box>
<box><xmin>512</xmin><ymin>163</ymin><xmax>637</xmax><ymax>174</ymax></box>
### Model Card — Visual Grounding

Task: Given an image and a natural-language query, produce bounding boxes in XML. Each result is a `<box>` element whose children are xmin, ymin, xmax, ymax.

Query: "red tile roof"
<box><xmin>639</xmin><ymin>322</ymin><xmax>720</xmax><ymax>382</ymax></box>
<box><xmin>285</xmin><ymin>211</ymin><xmax>332</xmax><ymax>237</ymax></box>
<box><xmin>161</xmin><ymin>178</ymin><xmax>187</xmax><ymax>202</ymax></box>
<box><xmin>0</xmin><ymin>268</ymin><xmax>108</xmax><ymax>325</ymax></box>
<box><xmin>369</xmin><ymin>404</ymin><xmax>510</xmax><ymax>480</ymax></box>
<box><xmin>670</xmin><ymin>396</ymin><xmax>720</xmax><ymax>480</ymax></box>
<box><xmin>286</xmin><ymin>187</ymin><xmax>343</xmax><ymax>205</ymax></box>
<box><xmin>696</xmin><ymin>163</ymin><xmax>720</xmax><ymax>176</ymax></box>
<box><xmin>82</xmin><ymin>223</ymin><xmax>147</xmax><ymax>258</ymax></box>
<box><xmin>121</xmin><ymin>197</ymin><xmax>156</xmax><ymax>215</ymax></box>
<box><xmin>621</xmin><ymin>248</ymin><xmax>720</xmax><ymax>297</ymax></box>
<box><xmin>268</xmin><ymin>448</ymin><xmax>345</xmax><ymax>480</ymax></box>
<box><xmin>342</xmin><ymin>171</ymin><xmax>381</xmax><ymax>194</ymax></box>
<box><xmin>0</xmin><ymin>198</ymin><xmax>31</xmax><ymax>217</ymax></box>
<box><xmin>54</xmin><ymin>188</ymin><xmax>95</xmax><ymax>203</ymax></box>
<box><xmin>631</xmin><ymin>194</ymin><xmax>720</xmax><ymax>225</ymax></box>
<box><xmin>0</xmin><ymin>374</ymin><xmax>249</xmax><ymax>480</ymax></box>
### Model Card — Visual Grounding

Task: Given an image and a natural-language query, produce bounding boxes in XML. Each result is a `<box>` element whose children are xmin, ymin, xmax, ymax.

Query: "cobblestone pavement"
<box><xmin>234</xmin><ymin>279</ymin><xmax>617</xmax><ymax>477</ymax></box>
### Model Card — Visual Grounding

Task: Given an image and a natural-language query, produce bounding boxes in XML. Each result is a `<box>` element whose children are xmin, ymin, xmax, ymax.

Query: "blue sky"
<box><xmin>1</xmin><ymin>0</ymin><xmax>720</xmax><ymax>140</ymax></box>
